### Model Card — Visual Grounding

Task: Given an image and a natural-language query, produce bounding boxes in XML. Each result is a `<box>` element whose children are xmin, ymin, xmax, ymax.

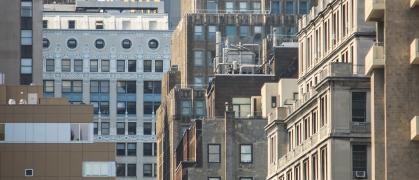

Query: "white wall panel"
<box><xmin>5</xmin><ymin>124</ymin><xmax>13</xmax><ymax>142</ymax></box>
<box><xmin>57</xmin><ymin>123</ymin><xmax>71</xmax><ymax>143</ymax></box>
<box><xmin>33</xmin><ymin>123</ymin><xmax>46</xmax><ymax>142</ymax></box>
<box><xmin>25</xmin><ymin>123</ymin><xmax>34</xmax><ymax>142</ymax></box>
<box><xmin>13</xmin><ymin>123</ymin><xmax>26</xmax><ymax>142</ymax></box>
<box><xmin>46</xmin><ymin>123</ymin><xmax>58</xmax><ymax>143</ymax></box>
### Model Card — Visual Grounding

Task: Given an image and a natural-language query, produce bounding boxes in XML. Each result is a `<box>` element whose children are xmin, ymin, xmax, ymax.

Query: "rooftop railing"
<box><xmin>186</xmin><ymin>9</ymin><xmax>265</xmax><ymax>14</ymax></box>
<box><xmin>174</xmin><ymin>84</ymin><xmax>208</xmax><ymax>89</ymax></box>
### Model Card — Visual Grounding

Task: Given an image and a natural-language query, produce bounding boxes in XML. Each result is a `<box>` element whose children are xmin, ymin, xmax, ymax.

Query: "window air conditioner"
<box><xmin>355</xmin><ymin>171</ymin><xmax>366</xmax><ymax>178</ymax></box>
<box><xmin>265</xmin><ymin>10</ymin><xmax>271</xmax><ymax>14</ymax></box>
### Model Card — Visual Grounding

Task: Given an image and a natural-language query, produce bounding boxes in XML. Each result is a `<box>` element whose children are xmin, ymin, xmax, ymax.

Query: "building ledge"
<box><xmin>411</xmin><ymin>116</ymin><xmax>419</xmax><ymax>140</ymax></box>
<box><xmin>411</xmin><ymin>39</ymin><xmax>419</xmax><ymax>64</ymax></box>
<box><xmin>365</xmin><ymin>0</ymin><xmax>385</xmax><ymax>22</ymax></box>
<box><xmin>365</xmin><ymin>43</ymin><xmax>385</xmax><ymax>76</ymax></box>
<box><xmin>411</xmin><ymin>0</ymin><xmax>419</xmax><ymax>8</ymax></box>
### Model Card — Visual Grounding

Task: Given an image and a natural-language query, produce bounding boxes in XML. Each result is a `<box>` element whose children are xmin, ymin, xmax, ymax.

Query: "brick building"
<box><xmin>365</xmin><ymin>0</ymin><xmax>419</xmax><ymax>179</ymax></box>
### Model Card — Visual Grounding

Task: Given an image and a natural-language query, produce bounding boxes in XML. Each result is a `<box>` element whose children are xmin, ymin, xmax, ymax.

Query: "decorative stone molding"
<box><xmin>43</xmin><ymin>72</ymin><xmax>164</xmax><ymax>80</ymax></box>
<box><xmin>350</xmin><ymin>122</ymin><xmax>371</xmax><ymax>133</ymax></box>
<box><xmin>94</xmin><ymin>135</ymin><xmax>157</xmax><ymax>142</ymax></box>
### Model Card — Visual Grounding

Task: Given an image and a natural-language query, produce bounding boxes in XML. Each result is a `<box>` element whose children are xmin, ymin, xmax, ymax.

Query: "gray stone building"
<box><xmin>173</xmin><ymin>114</ymin><xmax>268</xmax><ymax>180</ymax></box>
<box><xmin>365</xmin><ymin>0</ymin><xmax>419</xmax><ymax>179</ymax></box>
<box><xmin>0</xmin><ymin>0</ymin><xmax>43</xmax><ymax>85</ymax></box>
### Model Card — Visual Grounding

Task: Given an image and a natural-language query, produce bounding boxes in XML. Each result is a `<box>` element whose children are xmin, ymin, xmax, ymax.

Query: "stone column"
<box><xmin>225</xmin><ymin>111</ymin><xmax>235</xmax><ymax>180</ymax></box>
<box><xmin>82</xmin><ymin>79</ymin><xmax>90</xmax><ymax>104</ymax></box>
<box><xmin>109</xmin><ymin>80</ymin><xmax>117</xmax><ymax>135</ymax></box>
<box><xmin>136</xmin><ymin>80</ymin><xmax>144</xmax><ymax>135</ymax></box>
<box><xmin>54</xmin><ymin>80</ymin><xmax>62</xmax><ymax>98</ymax></box>
<box><xmin>371</xmin><ymin>68</ymin><xmax>385</xmax><ymax>180</ymax></box>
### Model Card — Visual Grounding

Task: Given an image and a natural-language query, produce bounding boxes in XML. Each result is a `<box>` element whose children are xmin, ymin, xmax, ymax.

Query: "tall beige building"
<box><xmin>365</xmin><ymin>0</ymin><xmax>419</xmax><ymax>179</ymax></box>
<box><xmin>265</xmin><ymin>0</ymin><xmax>376</xmax><ymax>179</ymax></box>
<box><xmin>0</xmin><ymin>0</ymin><xmax>43</xmax><ymax>85</ymax></box>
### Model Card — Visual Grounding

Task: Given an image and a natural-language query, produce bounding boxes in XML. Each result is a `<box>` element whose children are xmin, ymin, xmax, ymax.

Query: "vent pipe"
<box><xmin>215</xmin><ymin>31</ymin><xmax>221</xmax><ymax>74</ymax></box>
<box><xmin>273</xmin><ymin>28</ymin><xmax>278</xmax><ymax>47</ymax></box>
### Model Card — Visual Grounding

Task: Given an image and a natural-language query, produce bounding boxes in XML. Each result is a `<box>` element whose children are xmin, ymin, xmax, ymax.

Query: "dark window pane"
<box><xmin>116</xmin><ymin>164</ymin><xmax>125</xmax><ymax>176</ymax></box>
<box><xmin>352</xmin><ymin>145</ymin><xmax>367</xmax><ymax>175</ymax></box>
<box><xmin>144</xmin><ymin>60</ymin><xmax>151</xmax><ymax>72</ymax></box>
<box><xmin>95</xmin><ymin>39</ymin><xmax>104</xmax><ymax>49</ymax></box>
<box><xmin>20</xmin><ymin>74</ymin><xmax>32</xmax><ymax>85</ymax></box>
<box><xmin>43</xmin><ymin>20</ymin><xmax>47</xmax><ymax>28</ymax></box>
<box><xmin>91</xmin><ymin>102</ymin><xmax>99</xmax><ymax>114</ymax></box>
<box><xmin>74</xmin><ymin>60</ymin><xmax>83</xmax><ymax>72</ymax></box>
<box><xmin>127</xmin><ymin>143</ymin><xmax>136</xmax><ymax>155</ymax></box>
<box><xmin>128</xmin><ymin>122</ymin><xmax>136</xmax><ymax>135</ymax></box>
<box><xmin>128</xmin><ymin>60</ymin><xmax>136</xmax><ymax>72</ymax></box>
<box><xmin>101</xmin><ymin>122</ymin><xmax>109</xmax><ymax>135</ymax></box>
<box><xmin>100</xmin><ymin>81</ymin><xmax>109</xmax><ymax>93</ymax></box>
<box><xmin>144</xmin><ymin>102</ymin><xmax>152</xmax><ymax>114</ymax></box>
<box><xmin>122</xmin><ymin>39</ymin><xmax>132</xmax><ymax>49</ymax></box>
<box><xmin>67</xmin><ymin>38</ymin><xmax>77</xmax><ymax>49</ymax></box>
<box><xmin>62</xmin><ymin>59</ymin><xmax>70</xmax><ymax>72</ymax></box>
<box><xmin>117</xmin><ymin>122</ymin><xmax>125</xmax><ymax>135</ymax></box>
<box><xmin>68</xmin><ymin>21</ymin><xmax>75</xmax><ymax>29</ymax></box>
<box><xmin>144</xmin><ymin>81</ymin><xmax>153</xmax><ymax>94</ymax></box>
<box><xmin>21</xmin><ymin>45</ymin><xmax>32</xmax><ymax>58</ymax></box>
<box><xmin>100</xmin><ymin>102</ymin><xmax>109</xmax><ymax>114</ymax></box>
<box><xmin>117</xmin><ymin>81</ymin><xmax>126</xmax><ymax>93</ymax></box>
<box><xmin>43</xmin><ymin>38</ymin><xmax>50</xmax><ymax>48</ymax></box>
<box><xmin>101</xmin><ymin>60</ymin><xmax>109</xmax><ymax>72</ymax></box>
<box><xmin>154</xmin><ymin>102</ymin><xmax>160</xmax><ymax>115</ymax></box>
<box><xmin>208</xmin><ymin>144</ymin><xmax>220</xmax><ymax>162</ymax></box>
<box><xmin>117</xmin><ymin>143</ymin><xmax>125</xmax><ymax>156</ymax></box>
<box><xmin>143</xmin><ymin>164</ymin><xmax>152</xmax><ymax>177</ymax></box>
<box><xmin>94</xmin><ymin>122</ymin><xmax>98</xmax><ymax>135</ymax></box>
<box><xmin>90</xmin><ymin>81</ymin><xmax>99</xmax><ymax>93</ymax></box>
<box><xmin>154</xmin><ymin>143</ymin><xmax>157</xmax><ymax>156</ymax></box>
<box><xmin>127</xmin><ymin>81</ymin><xmax>136</xmax><ymax>93</ymax></box>
<box><xmin>117</xmin><ymin>60</ymin><xmax>125</xmax><ymax>72</ymax></box>
<box><xmin>148</xmin><ymin>40</ymin><xmax>159</xmax><ymax>49</ymax></box>
<box><xmin>46</xmin><ymin>59</ymin><xmax>54</xmax><ymax>71</ymax></box>
<box><xmin>127</xmin><ymin>102</ymin><xmax>136</xmax><ymax>114</ymax></box>
<box><xmin>127</xmin><ymin>164</ymin><xmax>136</xmax><ymax>176</ymax></box>
<box><xmin>144</xmin><ymin>143</ymin><xmax>152</xmax><ymax>156</ymax></box>
<box><xmin>90</xmin><ymin>60</ymin><xmax>98</xmax><ymax>72</ymax></box>
<box><xmin>154</xmin><ymin>81</ymin><xmax>161</xmax><ymax>94</ymax></box>
<box><xmin>155</xmin><ymin>60</ymin><xmax>163</xmax><ymax>72</ymax></box>
<box><xmin>21</xmin><ymin>17</ymin><xmax>32</xmax><ymax>30</ymax></box>
<box><xmin>144</xmin><ymin>122</ymin><xmax>152</xmax><ymax>135</ymax></box>
<box><xmin>117</xmin><ymin>102</ymin><xmax>126</xmax><ymax>114</ymax></box>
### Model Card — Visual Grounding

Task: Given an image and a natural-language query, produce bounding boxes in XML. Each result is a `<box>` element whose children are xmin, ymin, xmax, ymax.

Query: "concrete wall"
<box><xmin>278</xmin><ymin>78</ymin><xmax>298</xmax><ymax>107</ymax></box>
<box><xmin>261</xmin><ymin>82</ymin><xmax>278</xmax><ymax>117</ymax></box>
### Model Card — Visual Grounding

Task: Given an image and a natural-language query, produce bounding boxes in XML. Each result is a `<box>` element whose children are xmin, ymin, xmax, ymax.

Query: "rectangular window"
<box><xmin>352</xmin><ymin>145</ymin><xmax>367</xmax><ymax>178</ymax></box>
<box><xmin>241</xmin><ymin>178</ymin><xmax>252</xmax><ymax>180</ymax></box>
<box><xmin>195</xmin><ymin>100</ymin><xmax>205</xmax><ymax>115</ymax></box>
<box><xmin>70</xmin><ymin>124</ymin><xmax>89</xmax><ymax>141</ymax></box>
<box><xmin>208</xmin><ymin>51</ymin><xmax>214</xmax><ymax>66</ymax></box>
<box><xmin>43</xmin><ymin>20</ymin><xmax>48</xmax><ymax>28</ymax></box>
<box><xmin>117</xmin><ymin>81</ymin><xmax>136</xmax><ymax>93</ymax></box>
<box><xmin>154</xmin><ymin>81</ymin><xmax>161</xmax><ymax>94</ymax></box>
<box><xmin>271</xmin><ymin>1</ymin><xmax>280</xmax><ymax>14</ymax></box>
<box><xmin>194</xmin><ymin>25</ymin><xmax>203</xmax><ymax>40</ymax></box>
<box><xmin>240</xmin><ymin>26</ymin><xmax>250</xmax><ymax>36</ymax></box>
<box><xmin>194</xmin><ymin>76</ymin><xmax>204</xmax><ymax>87</ymax></box>
<box><xmin>144</xmin><ymin>60</ymin><xmax>152</xmax><ymax>72</ymax></box>
<box><xmin>117</xmin><ymin>122</ymin><xmax>125</xmax><ymax>135</ymax></box>
<box><xmin>127</xmin><ymin>102</ymin><xmax>136</xmax><ymax>114</ymax></box>
<box><xmin>144</xmin><ymin>122</ymin><xmax>152</xmax><ymax>135</ymax></box>
<box><xmin>128</xmin><ymin>122</ymin><xmax>136</xmax><ymax>135</ymax></box>
<box><xmin>207</xmin><ymin>1</ymin><xmax>218</xmax><ymax>13</ymax></box>
<box><xmin>154</xmin><ymin>143</ymin><xmax>157</xmax><ymax>156</ymax></box>
<box><xmin>321</xmin><ymin>147</ymin><xmax>328</xmax><ymax>180</ymax></box>
<box><xmin>209</xmin><ymin>178</ymin><xmax>221</xmax><ymax>180</ymax></box>
<box><xmin>154</xmin><ymin>102</ymin><xmax>160</xmax><ymax>115</ymax></box>
<box><xmin>21</xmin><ymin>59</ymin><xmax>32</xmax><ymax>74</ymax></box>
<box><xmin>181</xmin><ymin>100</ymin><xmax>191</xmax><ymax>115</ymax></box>
<box><xmin>116</xmin><ymin>164</ymin><xmax>125</xmax><ymax>177</ymax></box>
<box><xmin>194</xmin><ymin>51</ymin><xmax>204</xmax><ymax>66</ymax></box>
<box><xmin>44</xmin><ymin>80</ymin><xmax>54</xmax><ymax>93</ymax></box>
<box><xmin>144</xmin><ymin>143</ymin><xmax>152</xmax><ymax>156</ymax></box>
<box><xmin>299</xmin><ymin>1</ymin><xmax>309</xmax><ymax>14</ymax></box>
<box><xmin>61</xmin><ymin>59</ymin><xmax>70</xmax><ymax>72</ymax></box>
<box><xmin>128</xmin><ymin>60</ymin><xmax>136</xmax><ymax>72</ymax></box>
<box><xmin>270</xmin><ymin>136</ymin><xmax>276</xmax><ymax>164</ymax></box>
<box><xmin>154</xmin><ymin>164</ymin><xmax>157</xmax><ymax>177</ymax></box>
<box><xmin>226</xmin><ymin>2</ymin><xmax>234</xmax><ymax>13</ymax></box>
<box><xmin>62</xmin><ymin>81</ymin><xmax>82</xmax><ymax>93</ymax></box>
<box><xmin>68</xmin><ymin>20</ymin><xmax>75</xmax><ymax>29</ymax></box>
<box><xmin>74</xmin><ymin>60</ymin><xmax>82</xmax><ymax>72</ymax></box>
<box><xmin>90</xmin><ymin>60</ymin><xmax>98</xmax><ymax>72</ymax></box>
<box><xmin>90</xmin><ymin>81</ymin><xmax>98</xmax><ymax>93</ymax></box>
<box><xmin>144</xmin><ymin>102</ymin><xmax>153</xmax><ymax>115</ymax></box>
<box><xmin>271</xmin><ymin>96</ymin><xmax>277</xmax><ymax>108</ymax></box>
<box><xmin>94</xmin><ymin>122</ymin><xmax>98</xmax><ymax>135</ymax></box>
<box><xmin>253</xmin><ymin>2</ymin><xmax>261</xmax><ymax>13</ymax></box>
<box><xmin>100</xmin><ymin>102</ymin><xmax>109</xmax><ymax>115</ymax></box>
<box><xmin>128</xmin><ymin>143</ymin><xmax>136</xmax><ymax>156</ymax></box>
<box><xmin>0</xmin><ymin>124</ymin><xmax>5</xmax><ymax>141</ymax></box>
<box><xmin>82</xmin><ymin>162</ymin><xmax>111</xmax><ymax>176</ymax></box>
<box><xmin>208</xmin><ymin>26</ymin><xmax>217</xmax><ymax>40</ymax></box>
<box><xmin>117</xmin><ymin>143</ymin><xmax>126</xmax><ymax>156</ymax></box>
<box><xmin>62</xmin><ymin>81</ymin><xmax>71</xmax><ymax>93</ymax></box>
<box><xmin>117</xmin><ymin>102</ymin><xmax>126</xmax><ymax>114</ymax></box>
<box><xmin>285</xmin><ymin>1</ymin><xmax>295</xmax><ymax>14</ymax></box>
<box><xmin>21</xmin><ymin>30</ymin><xmax>32</xmax><ymax>45</ymax></box>
<box><xmin>73</xmin><ymin>81</ymin><xmax>82</xmax><ymax>93</ymax></box>
<box><xmin>239</xmin><ymin>2</ymin><xmax>248</xmax><ymax>13</ymax></box>
<box><xmin>295</xmin><ymin>165</ymin><xmax>301</xmax><ymax>180</ymax></box>
<box><xmin>101</xmin><ymin>60</ymin><xmax>109</xmax><ymax>72</ymax></box>
<box><xmin>226</xmin><ymin>26</ymin><xmax>236</xmax><ymax>37</ymax></box>
<box><xmin>208</xmin><ymin>144</ymin><xmax>221</xmax><ymax>163</ymax></box>
<box><xmin>232</xmin><ymin>97</ymin><xmax>251</xmax><ymax>118</ymax></box>
<box><xmin>143</xmin><ymin>164</ymin><xmax>152</xmax><ymax>177</ymax></box>
<box><xmin>91</xmin><ymin>102</ymin><xmax>99</xmax><ymax>114</ymax></box>
<box><xmin>127</xmin><ymin>164</ymin><xmax>136</xmax><ymax>176</ymax></box>
<box><xmin>95</xmin><ymin>21</ymin><xmax>103</xmax><ymax>29</ymax></box>
<box><xmin>144</xmin><ymin>81</ymin><xmax>153</xmax><ymax>94</ymax></box>
<box><xmin>254</xmin><ymin>26</ymin><xmax>262</xmax><ymax>41</ymax></box>
<box><xmin>240</xmin><ymin>144</ymin><xmax>252</xmax><ymax>163</ymax></box>
<box><xmin>155</xmin><ymin>60</ymin><xmax>163</xmax><ymax>72</ymax></box>
<box><xmin>100</xmin><ymin>81</ymin><xmax>109</xmax><ymax>93</ymax></box>
<box><xmin>101</xmin><ymin>122</ymin><xmax>109</xmax><ymax>135</ymax></box>
<box><xmin>352</xmin><ymin>92</ymin><xmax>366</xmax><ymax>122</ymax></box>
<box><xmin>21</xmin><ymin>2</ymin><xmax>32</xmax><ymax>17</ymax></box>
<box><xmin>303</xmin><ymin>159</ymin><xmax>309</xmax><ymax>180</ymax></box>
<box><xmin>117</xmin><ymin>60</ymin><xmax>125</xmax><ymax>72</ymax></box>
<box><xmin>312</xmin><ymin>154</ymin><xmax>318</xmax><ymax>180</ymax></box>
<box><xmin>286</xmin><ymin>26</ymin><xmax>295</xmax><ymax>36</ymax></box>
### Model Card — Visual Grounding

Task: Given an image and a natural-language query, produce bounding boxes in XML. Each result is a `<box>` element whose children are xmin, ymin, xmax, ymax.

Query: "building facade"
<box><xmin>0</xmin><ymin>0</ymin><xmax>43</xmax><ymax>85</ymax></box>
<box><xmin>42</xmin><ymin>5</ymin><xmax>173</xmax><ymax>179</ymax></box>
<box><xmin>265</xmin><ymin>0</ymin><xmax>376</xmax><ymax>179</ymax></box>
<box><xmin>0</xmin><ymin>84</ymin><xmax>116</xmax><ymax>179</ymax></box>
<box><xmin>171</xmin><ymin>0</ymin><xmax>317</xmax><ymax>87</ymax></box>
<box><xmin>365</xmin><ymin>0</ymin><xmax>419</xmax><ymax>179</ymax></box>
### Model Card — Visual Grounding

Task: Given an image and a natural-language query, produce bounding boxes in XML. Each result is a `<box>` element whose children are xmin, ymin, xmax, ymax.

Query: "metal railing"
<box><xmin>266</xmin><ymin>34</ymin><xmax>297</xmax><ymax>39</ymax></box>
<box><xmin>187</xmin><ymin>9</ymin><xmax>264</xmax><ymax>14</ymax></box>
<box><xmin>353</xmin><ymin>64</ymin><xmax>365</xmax><ymax>75</ymax></box>
<box><xmin>350</xmin><ymin>122</ymin><xmax>371</xmax><ymax>133</ymax></box>
<box><xmin>174</xmin><ymin>84</ymin><xmax>208</xmax><ymax>89</ymax></box>
<box><xmin>287</xmin><ymin>87</ymin><xmax>317</xmax><ymax>116</ymax></box>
